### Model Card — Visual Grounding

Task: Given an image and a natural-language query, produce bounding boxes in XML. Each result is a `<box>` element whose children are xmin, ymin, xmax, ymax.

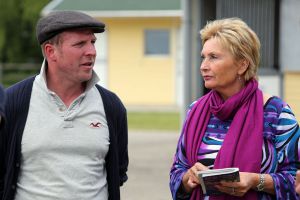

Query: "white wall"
<box><xmin>258</xmin><ymin>75</ymin><xmax>281</xmax><ymax>97</ymax></box>
<box><xmin>280</xmin><ymin>0</ymin><xmax>300</xmax><ymax>72</ymax></box>
<box><xmin>94</xmin><ymin>32</ymin><xmax>108</xmax><ymax>88</ymax></box>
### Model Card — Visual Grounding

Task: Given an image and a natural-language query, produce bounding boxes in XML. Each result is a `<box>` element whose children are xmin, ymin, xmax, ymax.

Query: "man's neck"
<box><xmin>47</xmin><ymin>76</ymin><xmax>86</xmax><ymax>107</ymax></box>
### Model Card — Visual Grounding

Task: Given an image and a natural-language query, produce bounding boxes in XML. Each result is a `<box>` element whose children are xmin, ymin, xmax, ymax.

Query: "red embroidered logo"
<box><xmin>90</xmin><ymin>122</ymin><xmax>102</xmax><ymax>128</ymax></box>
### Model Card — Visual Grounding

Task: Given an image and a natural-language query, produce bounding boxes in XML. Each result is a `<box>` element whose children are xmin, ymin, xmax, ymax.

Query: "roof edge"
<box><xmin>41</xmin><ymin>0</ymin><xmax>64</xmax><ymax>16</ymax></box>
<box><xmin>85</xmin><ymin>10</ymin><xmax>183</xmax><ymax>18</ymax></box>
<box><xmin>42</xmin><ymin>9</ymin><xmax>182</xmax><ymax>17</ymax></box>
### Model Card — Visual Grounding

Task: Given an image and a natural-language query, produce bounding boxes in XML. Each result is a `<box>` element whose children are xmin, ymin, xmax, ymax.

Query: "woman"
<box><xmin>170</xmin><ymin>18</ymin><xmax>300</xmax><ymax>200</ymax></box>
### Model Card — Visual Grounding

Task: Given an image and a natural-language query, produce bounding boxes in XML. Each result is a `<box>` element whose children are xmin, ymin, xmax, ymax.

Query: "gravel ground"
<box><xmin>120</xmin><ymin>131</ymin><xmax>180</xmax><ymax>200</ymax></box>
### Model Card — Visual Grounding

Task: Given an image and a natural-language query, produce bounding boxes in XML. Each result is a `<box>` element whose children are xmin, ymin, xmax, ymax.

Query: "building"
<box><xmin>182</xmin><ymin>0</ymin><xmax>300</xmax><ymax>119</ymax></box>
<box><xmin>42</xmin><ymin>0</ymin><xmax>183</xmax><ymax>110</ymax></box>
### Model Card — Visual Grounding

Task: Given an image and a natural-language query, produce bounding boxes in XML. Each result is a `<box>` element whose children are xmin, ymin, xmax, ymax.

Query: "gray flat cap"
<box><xmin>36</xmin><ymin>10</ymin><xmax>105</xmax><ymax>44</ymax></box>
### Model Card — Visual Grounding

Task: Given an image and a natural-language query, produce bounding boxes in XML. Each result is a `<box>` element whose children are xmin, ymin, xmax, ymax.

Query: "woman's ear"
<box><xmin>238</xmin><ymin>59</ymin><xmax>249</xmax><ymax>75</ymax></box>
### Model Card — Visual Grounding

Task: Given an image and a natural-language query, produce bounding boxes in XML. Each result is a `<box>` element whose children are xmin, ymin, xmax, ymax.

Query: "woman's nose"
<box><xmin>200</xmin><ymin>59</ymin><xmax>208</xmax><ymax>71</ymax></box>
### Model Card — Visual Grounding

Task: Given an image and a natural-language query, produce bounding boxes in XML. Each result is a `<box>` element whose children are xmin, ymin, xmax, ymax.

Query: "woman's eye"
<box><xmin>210</xmin><ymin>55</ymin><xmax>217</xmax><ymax>59</ymax></box>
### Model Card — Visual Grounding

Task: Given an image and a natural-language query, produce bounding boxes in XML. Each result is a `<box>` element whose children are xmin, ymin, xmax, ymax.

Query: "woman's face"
<box><xmin>200</xmin><ymin>37</ymin><xmax>246</xmax><ymax>99</ymax></box>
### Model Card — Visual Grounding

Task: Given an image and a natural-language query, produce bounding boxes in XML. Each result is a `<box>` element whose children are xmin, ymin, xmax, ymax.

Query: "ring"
<box><xmin>231</xmin><ymin>187</ymin><xmax>235</xmax><ymax>194</ymax></box>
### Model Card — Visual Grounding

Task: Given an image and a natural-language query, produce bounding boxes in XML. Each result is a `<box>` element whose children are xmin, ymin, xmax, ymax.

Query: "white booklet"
<box><xmin>197</xmin><ymin>167</ymin><xmax>240</xmax><ymax>196</ymax></box>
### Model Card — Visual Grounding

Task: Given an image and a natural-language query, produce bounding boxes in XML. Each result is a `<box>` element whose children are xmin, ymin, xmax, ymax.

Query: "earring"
<box><xmin>238</xmin><ymin>75</ymin><xmax>243</xmax><ymax>82</ymax></box>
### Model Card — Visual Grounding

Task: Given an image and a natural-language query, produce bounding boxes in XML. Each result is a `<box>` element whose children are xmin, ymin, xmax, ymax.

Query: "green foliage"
<box><xmin>0</xmin><ymin>0</ymin><xmax>50</xmax><ymax>63</ymax></box>
<box><xmin>1</xmin><ymin>63</ymin><xmax>40</xmax><ymax>87</ymax></box>
<box><xmin>127</xmin><ymin>111</ymin><xmax>180</xmax><ymax>131</ymax></box>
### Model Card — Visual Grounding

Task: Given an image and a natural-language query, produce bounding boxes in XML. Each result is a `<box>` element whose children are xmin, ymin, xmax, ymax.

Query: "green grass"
<box><xmin>127</xmin><ymin>111</ymin><xmax>180</xmax><ymax>131</ymax></box>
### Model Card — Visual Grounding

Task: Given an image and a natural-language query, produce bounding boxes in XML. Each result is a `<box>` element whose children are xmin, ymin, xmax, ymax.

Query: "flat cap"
<box><xmin>36</xmin><ymin>10</ymin><xmax>105</xmax><ymax>44</ymax></box>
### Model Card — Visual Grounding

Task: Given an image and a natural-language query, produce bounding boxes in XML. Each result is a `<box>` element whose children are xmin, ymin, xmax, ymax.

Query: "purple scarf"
<box><xmin>184</xmin><ymin>79</ymin><xmax>263</xmax><ymax>200</ymax></box>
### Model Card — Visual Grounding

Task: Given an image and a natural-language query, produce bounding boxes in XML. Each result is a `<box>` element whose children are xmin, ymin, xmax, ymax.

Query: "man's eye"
<box><xmin>74</xmin><ymin>42</ymin><xmax>85</xmax><ymax>47</ymax></box>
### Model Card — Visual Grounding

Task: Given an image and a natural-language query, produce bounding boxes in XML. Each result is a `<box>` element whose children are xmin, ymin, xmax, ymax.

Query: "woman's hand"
<box><xmin>215</xmin><ymin>172</ymin><xmax>275</xmax><ymax>196</ymax></box>
<box><xmin>295</xmin><ymin>171</ymin><xmax>300</xmax><ymax>194</ymax></box>
<box><xmin>182</xmin><ymin>162</ymin><xmax>209</xmax><ymax>193</ymax></box>
<box><xmin>215</xmin><ymin>172</ymin><xmax>259</xmax><ymax>197</ymax></box>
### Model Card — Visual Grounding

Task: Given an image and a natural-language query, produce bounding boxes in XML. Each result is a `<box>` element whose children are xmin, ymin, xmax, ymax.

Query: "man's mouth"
<box><xmin>81</xmin><ymin>61</ymin><xmax>94</xmax><ymax>67</ymax></box>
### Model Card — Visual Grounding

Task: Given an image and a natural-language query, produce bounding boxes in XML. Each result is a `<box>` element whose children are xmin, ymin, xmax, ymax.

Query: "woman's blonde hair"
<box><xmin>200</xmin><ymin>18</ymin><xmax>260</xmax><ymax>81</ymax></box>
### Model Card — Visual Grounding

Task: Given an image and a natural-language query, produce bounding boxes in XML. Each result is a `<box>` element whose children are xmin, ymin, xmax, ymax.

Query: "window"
<box><xmin>144</xmin><ymin>29</ymin><xmax>170</xmax><ymax>55</ymax></box>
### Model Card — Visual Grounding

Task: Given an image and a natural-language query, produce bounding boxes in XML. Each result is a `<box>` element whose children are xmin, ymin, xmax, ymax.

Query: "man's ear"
<box><xmin>44</xmin><ymin>44</ymin><xmax>56</xmax><ymax>61</ymax></box>
<box><xmin>238</xmin><ymin>59</ymin><xmax>249</xmax><ymax>75</ymax></box>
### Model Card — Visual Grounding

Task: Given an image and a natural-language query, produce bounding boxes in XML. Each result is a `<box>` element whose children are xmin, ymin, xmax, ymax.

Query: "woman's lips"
<box><xmin>203</xmin><ymin>75</ymin><xmax>213</xmax><ymax>81</ymax></box>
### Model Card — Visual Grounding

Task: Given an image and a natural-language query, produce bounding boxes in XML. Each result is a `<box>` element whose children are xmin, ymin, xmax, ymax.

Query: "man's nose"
<box><xmin>86</xmin><ymin>44</ymin><xmax>96</xmax><ymax>56</ymax></box>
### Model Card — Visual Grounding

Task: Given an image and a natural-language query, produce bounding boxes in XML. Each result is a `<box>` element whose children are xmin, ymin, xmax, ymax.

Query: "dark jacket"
<box><xmin>0</xmin><ymin>76</ymin><xmax>128</xmax><ymax>200</ymax></box>
<box><xmin>0</xmin><ymin>85</ymin><xmax>5</xmax><ymax>127</ymax></box>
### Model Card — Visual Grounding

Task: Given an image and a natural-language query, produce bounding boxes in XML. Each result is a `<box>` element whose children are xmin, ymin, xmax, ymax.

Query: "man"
<box><xmin>0</xmin><ymin>11</ymin><xmax>128</xmax><ymax>200</ymax></box>
<box><xmin>0</xmin><ymin>85</ymin><xmax>5</xmax><ymax>126</ymax></box>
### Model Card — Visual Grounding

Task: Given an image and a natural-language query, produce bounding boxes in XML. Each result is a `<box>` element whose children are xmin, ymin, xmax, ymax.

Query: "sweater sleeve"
<box><xmin>96</xmin><ymin>84</ymin><xmax>129</xmax><ymax>188</ymax></box>
<box><xmin>169</xmin><ymin>130</ymin><xmax>191</xmax><ymax>200</ymax></box>
<box><xmin>0</xmin><ymin>85</ymin><xmax>5</xmax><ymax>127</ymax></box>
<box><xmin>114</xmin><ymin>94</ymin><xmax>128</xmax><ymax>186</ymax></box>
<box><xmin>170</xmin><ymin>102</ymin><xmax>198</xmax><ymax>200</ymax></box>
<box><xmin>0</xmin><ymin>77</ymin><xmax>34</xmax><ymax>200</ymax></box>
<box><xmin>269</xmin><ymin>101</ymin><xmax>300</xmax><ymax>199</ymax></box>
<box><xmin>0</xmin><ymin>85</ymin><xmax>6</xmax><ymax>197</ymax></box>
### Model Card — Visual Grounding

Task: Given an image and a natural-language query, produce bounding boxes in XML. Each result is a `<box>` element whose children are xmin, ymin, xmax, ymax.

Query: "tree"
<box><xmin>0</xmin><ymin>0</ymin><xmax>50</xmax><ymax>63</ymax></box>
